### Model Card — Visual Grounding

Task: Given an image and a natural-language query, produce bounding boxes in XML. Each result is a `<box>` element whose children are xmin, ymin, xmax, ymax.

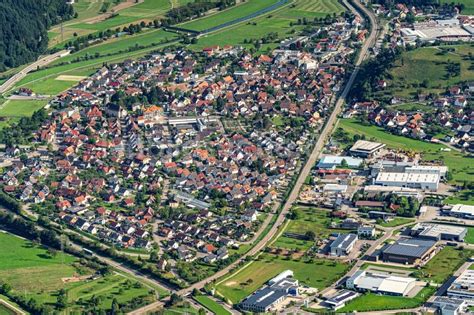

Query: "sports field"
<box><xmin>339</xmin><ymin>119</ymin><xmax>474</xmax><ymax>183</ymax></box>
<box><xmin>0</xmin><ymin>232</ymin><xmax>156</xmax><ymax>313</ymax></box>
<box><xmin>214</xmin><ymin>253</ymin><xmax>348</xmax><ymax>304</ymax></box>
<box><xmin>386</xmin><ymin>44</ymin><xmax>474</xmax><ymax>98</ymax></box>
<box><xmin>0</xmin><ymin>100</ymin><xmax>48</xmax><ymax>117</ymax></box>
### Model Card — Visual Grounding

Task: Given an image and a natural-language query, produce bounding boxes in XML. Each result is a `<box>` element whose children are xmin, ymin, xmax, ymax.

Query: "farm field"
<box><xmin>189</xmin><ymin>0</ymin><xmax>345</xmax><ymax>51</ymax></box>
<box><xmin>272</xmin><ymin>207</ymin><xmax>346</xmax><ymax>250</ymax></box>
<box><xmin>339</xmin><ymin>286</ymin><xmax>436</xmax><ymax>312</ymax></box>
<box><xmin>386</xmin><ymin>44</ymin><xmax>474</xmax><ymax>98</ymax></box>
<box><xmin>339</xmin><ymin>119</ymin><xmax>474</xmax><ymax>183</ymax></box>
<box><xmin>0</xmin><ymin>232</ymin><xmax>156</xmax><ymax>313</ymax></box>
<box><xmin>0</xmin><ymin>100</ymin><xmax>48</xmax><ymax>117</ymax></box>
<box><xmin>214</xmin><ymin>253</ymin><xmax>348</xmax><ymax>304</ymax></box>
<box><xmin>179</xmin><ymin>0</ymin><xmax>281</xmax><ymax>32</ymax></box>
<box><xmin>194</xmin><ymin>295</ymin><xmax>231</xmax><ymax>315</ymax></box>
<box><xmin>49</xmin><ymin>0</ymin><xmax>173</xmax><ymax>46</ymax></box>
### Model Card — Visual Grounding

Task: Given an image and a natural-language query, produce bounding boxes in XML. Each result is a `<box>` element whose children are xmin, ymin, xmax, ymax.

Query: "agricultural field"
<box><xmin>49</xmin><ymin>0</ymin><xmax>173</xmax><ymax>47</ymax></box>
<box><xmin>0</xmin><ymin>231</ymin><xmax>156</xmax><ymax>313</ymax></box>
<box><xmin>214</xmin><ymin>253</ymin><xmax>348</xmax><ymax>304</ymax></box>
<box><xmin>272</xmin><ymin>207</ymin><xmax>346</xmax><ymax>250</ymax></box>
<box><xmin>339</xmin><ymin>286</ymin><xmax>436</xmax><ymax>312</ymax></box>
<box><xmin>0</xmin><ymin>100</ymin><xmax>48</xmax><ymax>117</ymax></box>
<box><xmin>179</xmin><ymin>0</ymin><xmax>281</xmax><ymax>32</ymax></box>
<box><xmin>339</xmin><ymin>119</ymin><xmax>474</xmax><ymax>183</ymax></box>
<box><xmin>189</xmin><ymin>0</ymin><xmax>345</xmax><ymax>51</ymax></box>
<box><xmin>386</xmin><ymin>44</ymin><xmax>474</xmax><ymax>99</ymax></box>
<box><xmin>194</xmin><ymin>295</ymin><xmax>231</xmax><ymax>315</ymax></box>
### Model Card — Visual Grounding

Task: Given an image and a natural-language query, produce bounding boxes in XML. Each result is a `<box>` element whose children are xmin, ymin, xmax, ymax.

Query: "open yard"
<box><xmin>378</xmin><ymin>217</ymin><xmax>415</xmax><ymax>228</ymax></box>
<box><xmin>214</xmin><ymin>253</ymin><xmax>348</xmax><ymax>304</ymax></box>
<box><xmin>0</xmin><ymin>231</ymin><xmax>156</xmax><ymax>313</ymax></box>
<box><xmin>0</xmin><ymin>100</ymin><xmax>48</xmax><ymax>117</ymax></box>
<box><xmin>339</xmin><ymin>286</ymin><xmax>436</xmax><ymax>312</ymax></box>
<box><xmin>386</xmin><ymin>44</ymin><xmax>474</xmax><ymax>98</ymax></box>
<box><xmin>339</xmin><ymin>119</ymin><xmax>474</xmax><ymax>183</ymax></box>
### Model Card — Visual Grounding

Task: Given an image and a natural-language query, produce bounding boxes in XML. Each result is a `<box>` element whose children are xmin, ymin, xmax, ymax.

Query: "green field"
<box><xmin>378</xmin><ymin>217</ymin><xmax>415</xmax><ymax>228</ymax></box>
<box><xmin>444</xmin><ymin>190</ymin><xmax>474</xmax><ymax>206</ymax></box>
<box><xmin>339</xmin><ymin>286</ymin><xmax>436</xmax><ymax>312</ymax></box>
<box><xmin>0</xmin><ymin>100</ymin><xmax>48</xmax><ymax>117</ymax></box>
<box><xmin>339</xmin><ymin>119</ymin><xmax>474</xmax><ymax>183</ymax></box>
<box><xmin>415</xmin><ymin>247</ymin><xmax>473</xmax><ymax>284</ymax></box>
<box><xmin>179</xmin><ymin>0</ymin><xmax>280</xmax><ymax>31</ymax></box>
<box><xmin>440</xmin><ymin>0</ymin><xmax>474</xmax><ymax>15</ymax></box>
<box><xmin>386</xmin><ymin>44</ymin><xmax>474</xmax><ymax>98</ymax></box>
<box><xmin>0</xmin><ymin>232</ymin><xmax>156</xmax><ymax>313</ymax></box>
<box><xmin>194</xmin><ymin>295</ymin><xmax>231</xmax><ymax>315</ymax></box>
<box><xmin>214</xmin><ymin>253</ymin><xmax>348</xmax><ymax>304</ymax></box>
<box><xmin>272</xmin><ymin>207</ymin><xmax>346</xmax><ymax>250</ymax></box>
<box><xmin>190</xmin><ymin>0</ymin><xmax>345</xmax><ymax>51</ymax></box>
<box><xmin>465</xmin><ymin>227</ymin><xmax>474</xmax><ymax>244</ymax></box>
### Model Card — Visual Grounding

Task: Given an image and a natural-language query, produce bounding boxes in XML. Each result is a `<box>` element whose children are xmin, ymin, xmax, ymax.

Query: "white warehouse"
<box><xmin>374</xmin><ymin>172</ymin><xmax>440</xmax><ymax>191</ymax></box>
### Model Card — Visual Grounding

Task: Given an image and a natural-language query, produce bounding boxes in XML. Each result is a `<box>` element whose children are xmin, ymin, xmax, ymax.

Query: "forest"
<box><xmin>0</xmin><ymin>0</ymin><xmax>74</xmax><ymax>71</ymax></box>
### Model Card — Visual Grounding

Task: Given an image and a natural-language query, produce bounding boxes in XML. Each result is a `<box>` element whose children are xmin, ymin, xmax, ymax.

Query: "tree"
<box><xmin>56</xmin><ymin>289</ymin><xmax>68</xmax><ymax>310</ymax></box>
<box><xmin>111</xmin><ymin>298</ymin><xmax>120</xmax><ymax>314</ymax></box>
<box><xmin>305</xmin><ymin>231</ymin><xmax>316</xmax><ymax>241</ymax></box>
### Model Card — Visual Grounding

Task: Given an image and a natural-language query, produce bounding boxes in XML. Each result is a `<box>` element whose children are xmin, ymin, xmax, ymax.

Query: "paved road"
<box><xmin>0</xmin><ymin>50</ymin><xmax>69</xmax><ymax>94</ymax></box>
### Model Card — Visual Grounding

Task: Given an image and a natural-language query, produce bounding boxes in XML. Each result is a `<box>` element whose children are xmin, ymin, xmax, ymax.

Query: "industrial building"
<box><xmin>447</xmin><ymin>269</ymin><xmax>474</xmax><ymax>303</ymax></box>
<box><xmin>447</xmin><ymin>204</ymin><xmax>474</xmax><ymax>219</ymax></box>
<box><xmin>239</xmin><ymin>271</ymin><xmax>299</xmax><ymax>313</ymax></box>
<box><xmin>409</xmin><ymin>223</ymin><xmax>467</xmax><ymax>242</ymax></box>
<box><xmin>317</xmin><ymin>156</ymin><xmax>363</xmax><ymax>169</ymax></box>
<box><xmin>374</xmin><ymin>172</ymin><xmax>440</xmax><ymax>191</ymax></box>
<box><xmin>432</xmin><ymin>297</ymin><xmax>467</xmax><ymax>315</ymax></box>
<box><xmin>324</xmin><ymin>290</ymin><xmax>360</xmax><ymax>310</ymax></box>
<box><xmin>349</xmin><ymin>140</ymin><xmax>386</xmax><ymax>158</ymax></box>
<box><xmin>381</xmin><ymin>238</ymin><xmax>437</xmax><ymax>265</ymax></box>
<box><xmin>401</xmin><ymin>19</ymin><xmax>473</xmax><ymax>43</ymax></box>
<box><xmin>346</xmin><ymin>270</ymin><xmax>417</xmax><ymax>296</ymax></box>
<box><xmin>330</xmin><ymin>233</ymin><xmax>358</xmax><ymax>256</ymax></box>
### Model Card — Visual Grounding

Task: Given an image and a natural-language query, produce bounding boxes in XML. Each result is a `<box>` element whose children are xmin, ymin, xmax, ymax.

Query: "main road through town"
<box><xmin>177</xmin><ymin>0</ymin><xmax>379</xmax><ymax>296</ymax></box>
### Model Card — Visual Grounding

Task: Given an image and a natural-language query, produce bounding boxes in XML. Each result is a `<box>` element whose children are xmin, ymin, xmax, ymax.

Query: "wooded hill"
<box><xmin>0</xmin><ymin>0</ymin><xmax>74</xmax><ymax>71</ymax></box>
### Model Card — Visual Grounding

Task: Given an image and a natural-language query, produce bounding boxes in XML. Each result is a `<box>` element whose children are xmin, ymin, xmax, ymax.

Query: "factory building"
<box><xmin>346</xmin><ymin>270</ymin><xmax>417</xmax><ymax>296</ymax></box>
<box><xmin>381</xmin><ymin>238</ymin><xmax>437</xmax><ymax>265</ymax></box>
<box><xmin>349</xmin><ymin>140</ymin><xmax>386</xmax><ymax>158</ymax></box>
<box><xmin>374</xmin><ymin>172</ymin><xmax>440</xmax><ymax>191</ymax></box>
<box><xmin>330</xmin><ymin>233</ymin><xmax>358</xmax><ymax>256</ymax></box>
<box><xmin>447</xmin><ymin>204</ymin><xmax>474</xmax><ymax>219</ymax></box>
<box><xmin>409</xmin><ymin>223</ymin><xmax>467</xmax><ymax>242</ymax></box>
<box><xmin>447</xmin><ymin>269</ymin><xmax>474</xmax><ymax>303</ymax></box>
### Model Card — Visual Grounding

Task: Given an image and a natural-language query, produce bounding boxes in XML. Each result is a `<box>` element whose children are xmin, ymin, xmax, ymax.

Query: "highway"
<box><xmin>0</xmin><ymin>50</ymin><xmax>69</xmax><ymax>94</ymax></box>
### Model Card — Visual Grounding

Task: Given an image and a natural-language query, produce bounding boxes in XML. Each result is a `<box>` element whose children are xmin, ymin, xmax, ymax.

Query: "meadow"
<box><xmin>214</xmin><ymin>253</ymin><xmax>348</xmax><ymax>304</ymax></box>
<box><xmin>194</xmin><ymin>295</ymin><xmax>231</xmax><ymax>315</ymax></box>
<box><xmin>0</xmin><ymin>232</ymin><xmax>156</xmax><ymax>313</ymax></box>
<box><xmin>0</xmin><ymin>100</ymin><xmax>48</xmax><ymax>117</ymax></box>
<box><xmin>378</xmin><ymin>217</ymin><xmax>415</xmax><ymax>228</ymax></box>
<box><xmin>440</xmin><ymin>0</ymin><xmax>474</xmax><ymax>15</ymax></box>
<box><xmin>339</xmin><ymin>119</ymin><xmax>474</xmax><ymax>183</ymax></box>
<box><xmin>386</xmin><ymin>44</ymin><xmax>474</xmax><ymax>98</ymax></box>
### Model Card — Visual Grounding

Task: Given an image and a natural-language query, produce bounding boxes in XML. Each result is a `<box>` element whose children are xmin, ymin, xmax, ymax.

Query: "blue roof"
<box><xmin>317</xmin><ymin>156</ymin><xmax>363</xmax><ymax>168</ymax></box>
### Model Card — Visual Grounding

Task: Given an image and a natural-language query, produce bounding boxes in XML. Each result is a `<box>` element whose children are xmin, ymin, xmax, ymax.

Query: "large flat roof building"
<box><xmin>381</xmin><ymin>238</ymin><xmax>437</xmax><ymax>265</ymax></box>
<box><xmin>349</xmin><ymin>140</ymin><xmax>385</xmax><ymax>158</ymax></box>
<box><xmin>374</xmin><ymin>172</ymin><xmax>440</xmax><ymax>191</ymax></box>
<box><xmin>447</xmin><ymin>269</ymin><xmax>474</xmax><ymax>303</ymax></box>
<box><xmin>330</xmin><ymin>233</ymin><xmax>358</xmax><ymax>256</ymax></box>
<box><xmin>240</xmin><ymin>272</ymin><xmax>299</xmax><ymax>313</ymax></box>
<box><xmin>347</xmin><ymin>270</ymin><xmax>416</xmax><ymax>296</ymax></box>
<box><xmin>317</xmin><ymin>156</ymin><xmax>363</xmax><ymax>169</ymax></box>
<box><xmin>409</xmin><ymin>223</ymin><xmax>467</xmax><ymax>242</ymax></box>
<box><xmin>448</xmin><ymin>204</ymin><xmax>474</xmax><ymax>219</ymax></box>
